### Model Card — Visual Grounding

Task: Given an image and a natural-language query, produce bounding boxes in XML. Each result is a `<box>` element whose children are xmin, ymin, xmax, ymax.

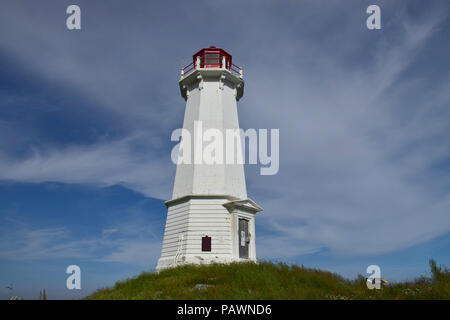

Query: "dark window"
<box><xmin>204</xmin><ymin>53</ymin><xmax>219</xmax><ymax>64</ymax></box>
<box><xmin>202</xmin><ymin>236</ymin><xmax>211</xmax><ymax>252</ymax></box>
<box><xmin>201</xmin><ymin>53</ymin><xmax>220</xmax><ymax>68</ymax></box>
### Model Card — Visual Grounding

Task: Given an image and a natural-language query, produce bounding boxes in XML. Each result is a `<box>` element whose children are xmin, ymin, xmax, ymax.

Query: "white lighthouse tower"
<box><xmin>156</xmin><ymin>47</ymin><xmax>263</xmax><ymax>271</ymax></box>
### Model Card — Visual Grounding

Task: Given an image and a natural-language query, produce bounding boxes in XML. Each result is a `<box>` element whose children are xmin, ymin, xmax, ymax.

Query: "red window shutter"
<box><xmin>202</xmin><ymin>236</ymin><xmax>211</xmax><ymax>252</ymax></box>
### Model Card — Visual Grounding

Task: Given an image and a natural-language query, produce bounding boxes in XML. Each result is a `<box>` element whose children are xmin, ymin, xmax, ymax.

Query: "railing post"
<box><xmin>239</xmin><ymin>67</ymin><xmax>243</xmax><ymax>78</ymax></box>
<box><xmin>196</xmin><ymin>56</ymin><xmax>200</xmax><ymax>70</ymax></box>
<box><xmin>180</xmin><ymin>68</ymin><xmax>184</xmax><ymax>80</ymax></box>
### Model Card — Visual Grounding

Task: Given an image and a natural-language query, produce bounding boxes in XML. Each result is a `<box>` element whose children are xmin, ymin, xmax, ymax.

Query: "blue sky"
<box><xmin>0</xmin><ymin>0</ymin><xmax>449</xmax><ymax>299</ymax></box>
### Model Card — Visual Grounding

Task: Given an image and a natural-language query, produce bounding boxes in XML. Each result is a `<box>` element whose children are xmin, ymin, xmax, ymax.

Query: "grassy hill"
<box><xmin>87</xmin><ymin>260</ymin><xmax>449</xmax><ymax>300</ymax></box>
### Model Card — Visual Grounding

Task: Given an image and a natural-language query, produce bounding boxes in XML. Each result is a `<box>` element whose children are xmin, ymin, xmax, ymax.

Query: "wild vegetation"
<box><xmin>87</xmin><ymin>259</ymin><xmax>449</xmax><ymax>300</ymax></box>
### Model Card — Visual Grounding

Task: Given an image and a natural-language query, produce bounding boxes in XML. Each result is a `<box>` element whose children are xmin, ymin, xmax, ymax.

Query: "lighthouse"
<box><xmin>156</xmin><ymin>47</ymin><xmax>263</xmax><ymax>271</ymax></box>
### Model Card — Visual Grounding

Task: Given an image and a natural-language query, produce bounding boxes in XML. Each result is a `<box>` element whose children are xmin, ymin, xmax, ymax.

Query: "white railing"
<box><xmin>180</xmin><ymin>60</ymin><xmax>243</xmax><ymax>79</ymax></box>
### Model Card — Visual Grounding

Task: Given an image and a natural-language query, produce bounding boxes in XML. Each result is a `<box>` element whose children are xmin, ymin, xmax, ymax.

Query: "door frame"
<box><xmin>231</xmin><ymin>210</ymin><xmax>256</xmax><ymax>261</ymax></box>
<box><xmin>238</xmin><ymin>217</ymin><xmax>250</xmax><ymax>259</ymax></box>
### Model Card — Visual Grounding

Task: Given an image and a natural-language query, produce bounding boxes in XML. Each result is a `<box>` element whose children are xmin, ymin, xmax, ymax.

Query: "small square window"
<box><xmin>202</xmin><ymin>236</ymin><xmax>211</xmax><ymax>252</ymax></box>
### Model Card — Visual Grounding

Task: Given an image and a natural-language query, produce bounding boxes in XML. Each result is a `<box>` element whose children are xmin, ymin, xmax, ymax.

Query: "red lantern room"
<box><xmin>193</xmin><ymin>46</ymin><xmax>232</xmax><ymax>69</ymax></box>
<box><xmin>181</xmin><ymin>46</ymin><xmax>243</xmax><ymax>79</ymax></box>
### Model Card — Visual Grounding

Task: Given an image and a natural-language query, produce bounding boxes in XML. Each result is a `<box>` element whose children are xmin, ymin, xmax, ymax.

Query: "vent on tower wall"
<box><xmin>202</xmin><ymin>236</ymin><xmax>211</xmax><ymax>252</ymax></box>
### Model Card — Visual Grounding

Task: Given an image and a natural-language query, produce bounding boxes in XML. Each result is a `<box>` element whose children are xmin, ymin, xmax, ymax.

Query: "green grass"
<box><xmin>87</xmin><ymin>259</ymin><xmax>449</xmax><ymax>300</ymax></box>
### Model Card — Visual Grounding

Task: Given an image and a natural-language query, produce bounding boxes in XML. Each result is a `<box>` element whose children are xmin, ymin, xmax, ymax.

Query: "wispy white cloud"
<box><xmin>246</xmin><ymin>2</ymin><xmax>450</xmax><ymax>257</ymax></box>
<box><xmin>0</xmin><ymin>133</ymin><xmax>173</xmax><ymax>199</ymax></box>
<box><xmin>0</xmin><ymin>210</ymin><xmax>162</xmax><ymax>267</ymax></box>
<box><xmin>100</xmin><ymin>241</ymin><xmax>161</xmax><ymax>267</ymax></box>
<box><xmin>257</xmin><ymin>236</ymin><xmax>321</xmax><ymax>260</ymax></box>
<box><xmin>0</xmin><ymin>227</ymin><xmax>98</xmax><ymax>260</ymax></box>
<box><xmin>101</xmin><ymin>228</ymin><xmax>119</xmax><ymax>236</ymax></box>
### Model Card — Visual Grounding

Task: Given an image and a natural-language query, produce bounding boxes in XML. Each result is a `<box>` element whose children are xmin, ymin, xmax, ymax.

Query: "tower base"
<box><xmin>156</xmin><ymin>256</ymin><xmax>255</xmax><ymax>272</ymax></box>
<box><xmin>155</xmin><ymin>195</ymin><xmax>262</xmax><ymax>272</ymax></box>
